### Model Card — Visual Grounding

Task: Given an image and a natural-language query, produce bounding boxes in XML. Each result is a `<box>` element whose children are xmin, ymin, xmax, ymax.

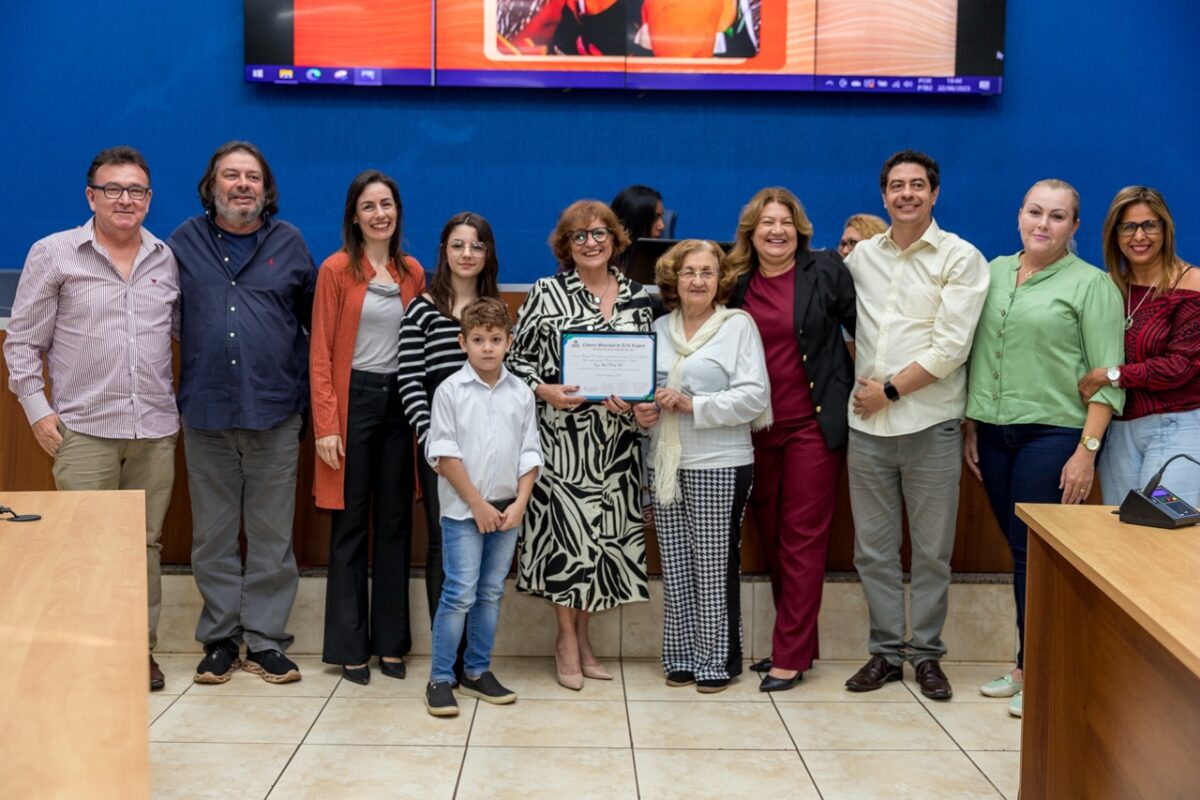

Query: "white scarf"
<box><xmin>653</xmin><ymin>305</ymin><xmax>773</xmax><ymax>506</ymax></box>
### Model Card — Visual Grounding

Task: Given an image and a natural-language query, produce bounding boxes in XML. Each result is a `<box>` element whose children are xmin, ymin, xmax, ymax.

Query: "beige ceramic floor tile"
<box><xmin>621</xmin><ymin>658</ymin><xmax>768</xmax><ymax>702</ymax></box>
<box><xmin>468</xmin><ymin>699</ymin><xmax>630</xmax><ymax>748</ymax></box>
<box><xmin>151</xmin><ymin>654</ymin><xmax>200</xmax><ymax>696</ymax></box>
<box><xmin>910</xmin><ymin>662</ymin><xmax>1019</xmax><ymax>704</ymax></box>
<box><xmin>268</xmin><ymin>744</ymin><xmax>463</xmax><ymax>799</ymax></box>
<box><xmin>619</xmin><ymin>584</ymin><xmax>664</xmax><ymax>658</ymax></box>
<box><xmin>802</xmin><ymin>750</ymin><xmax>1003</xmax><ymax>799</ymax></box>
<box><xmin>458</xmin><ymin>746</ymin><xmax>638</xmax><ymax>799</ymax></box>
<box><xmin>486</xmin><ymin>656</ymin><xmax>626</xmax><ymax>701</ymax></box>
<box><xmin>768</xmin><ymin>660</ymin><xmax>916</xmax><ymax>703</ymax></box>
<box><xmin>148</xmin><ymin>694</ymin><xmax>178</xmax><ymax>726</ymax></box>
<box><xmin>149</xmin><ymin>695</ymin><xmax>325</xmax><ymax>744</ymax></box>
<box><xmin>185</xmin><ymin>656</ymin><xmax>340</xmax><ymax>697</ymax></box>
<box><xmin>150</xmin><ymin>742</ymin><xmax>295</xmax><ymax>799</ymax></box>
<box><xmin>306</xmin><ymin>696</ymin><xmax>475</xmax><ymax>746</ymax></box>
<box><xmin>923</xmin><ymin>701</ymin><xmax>1022</xmax><ymax>751</ymax></box>
<box><xmin>776</xmin><ymin>702</ymin><xmax>957</xmax><ymax>750</ymax></box>
<box><xmin>968</xmin><ymin>750</ymin><xmax>1021</xmax><ymax>799</ymax></box>
<box><xmin>331</xmin><ymin>657</ymin><xmax>432</xmax><ymax>698</ymax></box>
<box><xmin>636</xmin><ymin>748</ymin><xmax>820</xmax><ymax>799</ymax></box>
<box><xmin>628</xmin><ymin>700</ymin><xmax>793</xmax><ymax>750</ymax></box>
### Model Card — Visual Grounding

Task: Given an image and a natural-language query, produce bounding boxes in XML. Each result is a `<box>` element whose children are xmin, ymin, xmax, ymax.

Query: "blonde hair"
<box><xmin>727</xmin><ymin>187</ymin><xmax>814</xmax><ymax>279</ymax></box>
<box><xmin>1101</xmin><ymin>186</ymin><xmax>1183</xmax><ymax>299</ymax></box>
<box><xmin>843</xmin><ymin>213</ymin><xmax>887</xmax><ymax>240</ymax></box>
<box><xmin>1021</xmin><ymin>178</ymin><xmax>1080</xmax><ymax>221</ymax></box>
<box><xmin>654</xmin><ymin>239</ymin><xmax>736</xmax><ymax>311</ymax></box>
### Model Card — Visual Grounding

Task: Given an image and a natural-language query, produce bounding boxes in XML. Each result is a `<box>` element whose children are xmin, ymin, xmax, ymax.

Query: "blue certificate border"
<box><xmin>560</xmin><ymin>331</ymin><xmax>657</xmax><ymax>402</ymax></box>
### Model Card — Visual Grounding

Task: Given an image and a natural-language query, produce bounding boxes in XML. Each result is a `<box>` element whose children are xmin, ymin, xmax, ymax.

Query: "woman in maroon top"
<box><xmin>1079</xmin><ymin>186</ymin><xmax>1200</xmax><ymax>506</ymax></box>
<box><xmin>727</xmin><ymin>187</ymin><xmax>856</xmax><ymax>692</ymax></box>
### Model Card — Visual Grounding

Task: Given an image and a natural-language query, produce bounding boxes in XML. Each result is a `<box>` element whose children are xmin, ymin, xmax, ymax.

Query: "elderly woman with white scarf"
<box><xmin>633</xmin><ymin>239</ymin><xmax>771</xmax><ymax>693</ymax></box>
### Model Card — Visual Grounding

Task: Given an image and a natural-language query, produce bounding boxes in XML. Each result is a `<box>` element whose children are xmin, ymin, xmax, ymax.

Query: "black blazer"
<box><xmin>729</xmin><ymin>248</ymin><xmax>857</xmax><ymax>451</ymax></box>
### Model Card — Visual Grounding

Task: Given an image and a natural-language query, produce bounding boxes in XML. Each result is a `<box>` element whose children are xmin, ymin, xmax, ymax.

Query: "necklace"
<box><xmin>588</xmin><ymin>274</ymin><xmax>616</xmax><ymax>304</ymax></box>
<box><xmin>1125</xmin><ymin>286</ymin><xmax>1152</xmax><ymax>330</ymax></box>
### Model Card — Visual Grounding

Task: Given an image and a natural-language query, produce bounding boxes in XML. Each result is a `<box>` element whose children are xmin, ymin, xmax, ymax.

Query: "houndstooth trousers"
<box><xmin>652</xmin><ymin>465</ymin><xmax>753</xmax><ymax>681</ymax></box>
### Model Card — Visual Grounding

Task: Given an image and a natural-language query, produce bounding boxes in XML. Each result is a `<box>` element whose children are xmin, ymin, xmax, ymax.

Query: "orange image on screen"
<box><xmin>293</xmin><ymin>0</ymin><xmax>432</xmax><ymax>68</ymax></box>
<box><xmin>814</xmin><ymin>0</ymin><xmax>957</xmax><ymax>76</ymax></box>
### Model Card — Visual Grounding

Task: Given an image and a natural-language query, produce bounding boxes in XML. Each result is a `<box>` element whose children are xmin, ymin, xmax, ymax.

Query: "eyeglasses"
<box><xmin>89</xmin><ymin>183</ymin><xmax>149</xmax><ymax>201</ymax></box>
<box><xmin>838</xmin><ymin>238</ymin><xmax>861</xmax><ymax>252</ymax></box>
<box><xmin>1116</xmin><ymin>220</ymin><xmax>1163</xmax><ymax>237</ymax></box>
<box><xmin>679</xmin><ymin>269</ymin><xmax>718</xmax><ymax>282</ymax></box>
<box><xmin>448</xmin><ymin>240</ymin><xmax>487</xmax><ymax>254</ymax></box>
<box><xmin>571</xmin><ymin>227</ymin><xmax>610</xmax><ymax>245</ymax></box>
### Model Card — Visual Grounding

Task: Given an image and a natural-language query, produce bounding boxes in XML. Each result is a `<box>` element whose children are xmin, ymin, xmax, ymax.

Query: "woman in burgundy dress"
<box><xmin>727</xmin><ymin>187</ymin><xmax>856</xmax><ymax>692</ymax></box>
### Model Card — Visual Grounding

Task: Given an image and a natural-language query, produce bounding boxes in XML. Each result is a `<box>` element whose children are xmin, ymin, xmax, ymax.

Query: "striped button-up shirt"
<box><xmin>3</xmin><ymin>218</ymin><xmax>180</xmax><ymax>439</ymax></box>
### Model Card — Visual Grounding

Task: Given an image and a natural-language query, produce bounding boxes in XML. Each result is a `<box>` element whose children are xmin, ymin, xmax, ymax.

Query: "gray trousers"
<box><xmin>847</xmin><ymin>420</ymin><xmax>962</xmax><ymax>665</ymax></box>
<box><xmin>184</xmin><ymin>415</ymin><xmax>301</xmax><ymax>652</ymax></box>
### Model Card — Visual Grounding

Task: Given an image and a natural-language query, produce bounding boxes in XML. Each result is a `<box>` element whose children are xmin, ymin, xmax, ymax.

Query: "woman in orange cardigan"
<box><xmin>310</xmin><ymin>170</ymin><xmax>425</xmax><ymax>684</ymax></box>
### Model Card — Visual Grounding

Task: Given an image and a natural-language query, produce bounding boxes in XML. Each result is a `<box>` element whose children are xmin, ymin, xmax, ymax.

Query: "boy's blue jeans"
<box><xmin>429</xmin><ymin>516</ymin><xmax>518</xmax><ymax>683</ymax></box>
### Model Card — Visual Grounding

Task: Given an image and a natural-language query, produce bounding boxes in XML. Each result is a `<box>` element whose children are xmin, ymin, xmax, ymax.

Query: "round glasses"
<box><xmin>89</xmin><ymin>183</ymin><xmax>149</xmax><ymax>201</ymax></box>
<box><xmin>448</xmin><ymin>240</ymin><xmax>487</xmax><ymax>254</ymax></box>
<box><xmin>571</xmin><ymin>227</ymin><xmax>610</xmax><ymax>245</ymax></box>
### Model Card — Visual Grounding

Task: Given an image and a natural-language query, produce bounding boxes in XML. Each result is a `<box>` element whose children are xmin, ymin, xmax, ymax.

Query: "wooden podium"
<box><xmin>1017</xmin><ymin>503</ymin><xmax>1200</xmax><ymax>799</ymax></box>
<box><xmin>0</xmin><ymin>490</ymin><xmax>149</xmax><ymax>799</ymax></box>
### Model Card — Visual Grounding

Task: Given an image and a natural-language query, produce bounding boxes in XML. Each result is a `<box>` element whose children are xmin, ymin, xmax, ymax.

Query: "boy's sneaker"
<box><xmin>458</xmin><ymin>671</ymin><xmax>517</xmax><ymax>705</ymax></box>
<box><xmin>426</xmin><ymin>681</ymin><xmax>460</xmax><ymax>716</ymax></box>
<box><xmin>243</xmin><ymin>649</ymin><xmax>302</xmax><ymax>684</ymax></box>
<box><xmin>194</xmin><ymin>639</ymin><xmax>241</xmax><ymax>684</ymax></box>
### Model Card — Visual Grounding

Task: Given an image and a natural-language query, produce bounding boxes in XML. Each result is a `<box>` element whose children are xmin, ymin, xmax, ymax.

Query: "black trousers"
<box><xmin>322</xmin><ymin>370</ymin><xmax>413</xmax><ymax>664</ymax></box>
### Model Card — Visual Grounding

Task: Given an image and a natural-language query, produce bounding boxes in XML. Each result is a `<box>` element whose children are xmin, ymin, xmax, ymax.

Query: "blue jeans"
<box><xmin>430</xmin><ymin>516</ymin><xmax>518</xmax><ymax>683</ymax></box>
<box><xmin>1099</xmin><ymin>409</ymin><xmax>1200</xmax><ymax>508</ymax></box>
<box><xmin>976</xmin><ymin>422</ymin><xmax>1080</xmax><ymax>669</ymax></box>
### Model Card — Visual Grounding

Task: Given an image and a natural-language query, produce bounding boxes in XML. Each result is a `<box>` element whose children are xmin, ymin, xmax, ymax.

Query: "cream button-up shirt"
<box><xmin>845</xmin><ymin>219</ymin><xmax>989</xmax><ymax>437</ymax></box>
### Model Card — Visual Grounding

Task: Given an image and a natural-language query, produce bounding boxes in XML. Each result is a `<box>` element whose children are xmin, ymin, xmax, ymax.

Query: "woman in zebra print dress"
<box><xmin>507</xmin><ymin>199</ymin><xmax>654</xmax><ymax>689</ymax></box>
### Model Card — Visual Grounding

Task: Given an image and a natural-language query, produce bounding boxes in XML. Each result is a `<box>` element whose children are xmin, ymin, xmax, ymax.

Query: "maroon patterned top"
<box><xmin>1120</xmin><ymin>280</ymin><xmax>1200</xmax><ymax>420</ymax></box>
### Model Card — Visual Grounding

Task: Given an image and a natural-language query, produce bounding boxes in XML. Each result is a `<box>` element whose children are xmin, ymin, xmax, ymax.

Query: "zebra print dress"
<box><xmin>506</xmin><ymin>268</ymin><xmax>655</xmax><ymax>611</ymax></box>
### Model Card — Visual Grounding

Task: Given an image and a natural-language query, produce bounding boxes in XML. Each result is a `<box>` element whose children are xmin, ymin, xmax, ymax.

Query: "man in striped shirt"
<box><xmin>3</xmin><ymin>145</ymin><xmax>180</xmax><ymax>692</ymax></box>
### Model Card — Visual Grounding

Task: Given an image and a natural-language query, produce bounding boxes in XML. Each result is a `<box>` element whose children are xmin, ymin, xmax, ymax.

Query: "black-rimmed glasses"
<box><xmin>1116</xmin><ymin>220</ymin><xmax>1163</xmax><ymax>237</ymax></box>
<box><xmin>89</xmin><ymin>183</ymin><xmax>150</xmax><ymax>201</ymax></box>
<box><xmin>571</xmin><ymin>227</ymin><xmax>610</xmax><ymax>245</ymax></box>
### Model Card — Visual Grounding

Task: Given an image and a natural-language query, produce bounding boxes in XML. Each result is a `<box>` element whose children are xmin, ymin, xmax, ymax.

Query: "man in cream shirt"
<box><xmin>842</xmin><ymin>149</ymin><xmax>989</xmax><ymax>700</ymax></box>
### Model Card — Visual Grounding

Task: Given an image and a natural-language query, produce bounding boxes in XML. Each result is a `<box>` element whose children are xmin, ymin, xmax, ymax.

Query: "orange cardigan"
<box><xmin>309</xmin><ymin>251</ymin><xmax>425</xmax><ymax>510</ymax></box>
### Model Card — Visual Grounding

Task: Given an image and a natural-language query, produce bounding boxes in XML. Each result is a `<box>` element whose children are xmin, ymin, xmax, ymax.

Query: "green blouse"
<box><xmin>966</xmin><ymin>252</ymin><xmax>1124</xmax><ymax>427</ymax></box>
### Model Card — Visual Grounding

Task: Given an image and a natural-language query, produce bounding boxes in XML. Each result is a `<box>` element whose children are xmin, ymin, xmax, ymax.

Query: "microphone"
<box><xmin>0</xmin><ymin>504</ymin><xmax>42</xmax><ymax>523</ymax></box>
<box><xmin>1118</xmin><ymin>454</ymin><xmax>1200</xmax><ymax>529</ymax></box>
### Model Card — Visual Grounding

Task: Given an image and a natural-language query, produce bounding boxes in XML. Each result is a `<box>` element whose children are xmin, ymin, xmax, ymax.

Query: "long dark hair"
<box><xmin>428</xmin><ymin>212</ymin><xmax>501</xmax><ymax>318</ymax></box>
<box><xmin>340</xmin><ymin>169</ymin><xmax>413</xmax><ymax>285</ymax></box>
<box><xmin>611</xmin><ymin>184</ymin><xmax>662</xmax><ymax>272</ymax></box>
<box><xmin>197</xmin><ymin>140</ymin><xmax>278</xmax><ymax>215</ymax></box>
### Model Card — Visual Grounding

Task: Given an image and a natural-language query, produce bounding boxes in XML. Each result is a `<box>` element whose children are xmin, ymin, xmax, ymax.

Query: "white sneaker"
<box><xmin>979</xmin><ymin>673</ymin><xmax>1022</xmax><ymax>698</ymax></box>
<box><xmin>1008</xmin><ymin>691</ymin><xmax>1023</xmax><ymax>717</ymax></box>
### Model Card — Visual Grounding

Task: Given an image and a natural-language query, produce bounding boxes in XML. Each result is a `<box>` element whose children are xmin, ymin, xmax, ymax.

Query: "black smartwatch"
<box><xmin>883</xmin><ymin>380</ymin><xmax>900</xmax><ymax>402</ymax></box>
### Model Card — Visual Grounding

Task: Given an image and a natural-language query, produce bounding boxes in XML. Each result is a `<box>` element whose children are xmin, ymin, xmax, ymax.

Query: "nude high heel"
<box><xmin>581</xmin><ymin>662</ymin><xmax>613</xmax><ymax>680</ymax></box>
<box><xmin>556</xmin><ymin>652</ymin><xmax>584</xmax><ymax>691</ymax></box>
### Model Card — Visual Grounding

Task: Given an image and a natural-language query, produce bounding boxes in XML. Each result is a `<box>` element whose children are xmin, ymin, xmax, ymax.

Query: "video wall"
<box><xmin>245</xmin><ymin>0</ymin><xmax>1004</xmax><ymax>94</ymax></box>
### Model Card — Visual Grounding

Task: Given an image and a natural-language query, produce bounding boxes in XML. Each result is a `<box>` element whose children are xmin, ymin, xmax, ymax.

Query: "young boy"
<box><xmin>423</xmin><ymin>297</ymin><xmax>542</xmax><ymax>717</ymax></box>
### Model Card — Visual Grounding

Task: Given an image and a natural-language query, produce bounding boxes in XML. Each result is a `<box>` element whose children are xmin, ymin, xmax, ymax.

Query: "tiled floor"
<box><xmin>149</xmin><ymin>656</ymin><xmax>1021</xmax><ymax>799</ymax></box>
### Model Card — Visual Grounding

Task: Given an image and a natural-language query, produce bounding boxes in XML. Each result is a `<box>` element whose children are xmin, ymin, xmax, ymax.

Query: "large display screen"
<box><xmin>245</xmin><ymin>0</ymin><xmax>1005</xmax><ymax>94</ymax></box>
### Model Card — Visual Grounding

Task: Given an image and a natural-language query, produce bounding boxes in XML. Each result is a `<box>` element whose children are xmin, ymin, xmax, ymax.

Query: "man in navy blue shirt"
<box><xmin>168</xmin><ymin>141</ymin><xmax>316</xmax><ymax>685</ymax></box>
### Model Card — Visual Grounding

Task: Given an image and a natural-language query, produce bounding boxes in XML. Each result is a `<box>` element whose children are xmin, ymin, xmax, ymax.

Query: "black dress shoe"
<box><xmin>749</xmin><ymin>657</ymin><xmax>773</xmax><ymax>673</ymax></box>
<box><xmin>844</xmin><ymin>655</ymin><xmax>903</xmax><ymax>692</ymax></box>
<box><xmin>342</xmin><ymin>664</ymin><xmax>370</xmax><ymax>685</ymax></box>
<box><xmin>758</xmin><ymin>672</ymin><xmax>802</xmax><ymax>693</ymax></box>
<box><xmin>914</xmin><ymin>659</ymin><xmax>953</xmax><ymax>700</ymax></box>
<box><xmin>380</xmin><ymin>658</ymin><xmax>406</xmax><ymax>680</ymax></box>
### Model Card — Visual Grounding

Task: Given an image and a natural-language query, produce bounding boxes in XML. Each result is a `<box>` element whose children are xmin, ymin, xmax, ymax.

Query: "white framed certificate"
<box><xmin>560</xmin><ymin>331</ymin><xmax>657</xmax><ymax>402</ymax></box>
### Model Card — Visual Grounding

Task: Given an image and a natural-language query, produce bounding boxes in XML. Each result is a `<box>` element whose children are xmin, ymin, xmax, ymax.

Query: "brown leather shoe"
<box><xmin>845</xmin><ymin>655</ymin><xmax>902</xmax><ymax>692</ymax></box>
<box><xmin>915</xmin><ymin>659</ymin><xmax>953</xmax><ymax>700</ymax></box>
<box><xmin>150</xmin><ymin>655</ymin><xmax>165</xmax><ymax>692</ymax></box>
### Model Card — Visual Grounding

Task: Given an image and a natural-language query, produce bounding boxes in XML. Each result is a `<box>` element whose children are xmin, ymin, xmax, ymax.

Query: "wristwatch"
<box><xmin>883</xmin><ymin>380</ymin><xmax>900</xmax><ymax>402</ymax></box>
<box><xmin>1079</xmin><ymin>434</ymin><xmax>1101</xmax><ymax>452</ymax></box>
<box><xmin>1106</xmin><ymin>366</ymin><xmax>1121</xmax><ymax>387</ymax></box>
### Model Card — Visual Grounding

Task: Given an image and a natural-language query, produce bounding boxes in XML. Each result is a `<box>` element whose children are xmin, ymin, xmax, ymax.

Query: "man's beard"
<box><xmin>215</xmin><ymin>192</ymin><xmax>265</xmax><ymax>227</ymax></box>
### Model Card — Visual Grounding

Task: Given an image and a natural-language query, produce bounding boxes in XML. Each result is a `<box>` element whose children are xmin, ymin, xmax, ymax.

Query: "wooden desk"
<box><xmin>1017</xmin><ymin>503</ymin><xmax>1200</xmax><ymax>799</ymax></box>
<box><xmin>0</xmin><ymin>491</ymin><xmax>149</xmax><ymax>799</ymax></box>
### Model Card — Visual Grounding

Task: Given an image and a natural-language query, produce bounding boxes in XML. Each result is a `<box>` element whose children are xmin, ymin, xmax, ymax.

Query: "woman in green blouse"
<box><xmin>963</xmin><ymin>179</ymin><xmax>1124</xmax><ymax>718</ymax></box>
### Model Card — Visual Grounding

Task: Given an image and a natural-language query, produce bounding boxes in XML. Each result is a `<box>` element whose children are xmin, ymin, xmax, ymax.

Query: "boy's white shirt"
<box><xmin>425</xmin><ymin>361</ymin><xmax>543</xmax><ymax>521</ymax></box>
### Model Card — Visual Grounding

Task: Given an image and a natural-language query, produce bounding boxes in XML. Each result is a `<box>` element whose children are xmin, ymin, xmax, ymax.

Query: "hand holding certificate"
<box><xmin>560</xmin><ymin>332</ymin><xmax>657</xmax><ymax>402</ymax></box>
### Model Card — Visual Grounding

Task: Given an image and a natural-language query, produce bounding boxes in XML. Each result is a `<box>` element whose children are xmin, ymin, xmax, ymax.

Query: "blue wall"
<box><xmin>2</xmin><ymin>2</ymin><xmax>1197</xmax><ymax>283</ymax></box>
